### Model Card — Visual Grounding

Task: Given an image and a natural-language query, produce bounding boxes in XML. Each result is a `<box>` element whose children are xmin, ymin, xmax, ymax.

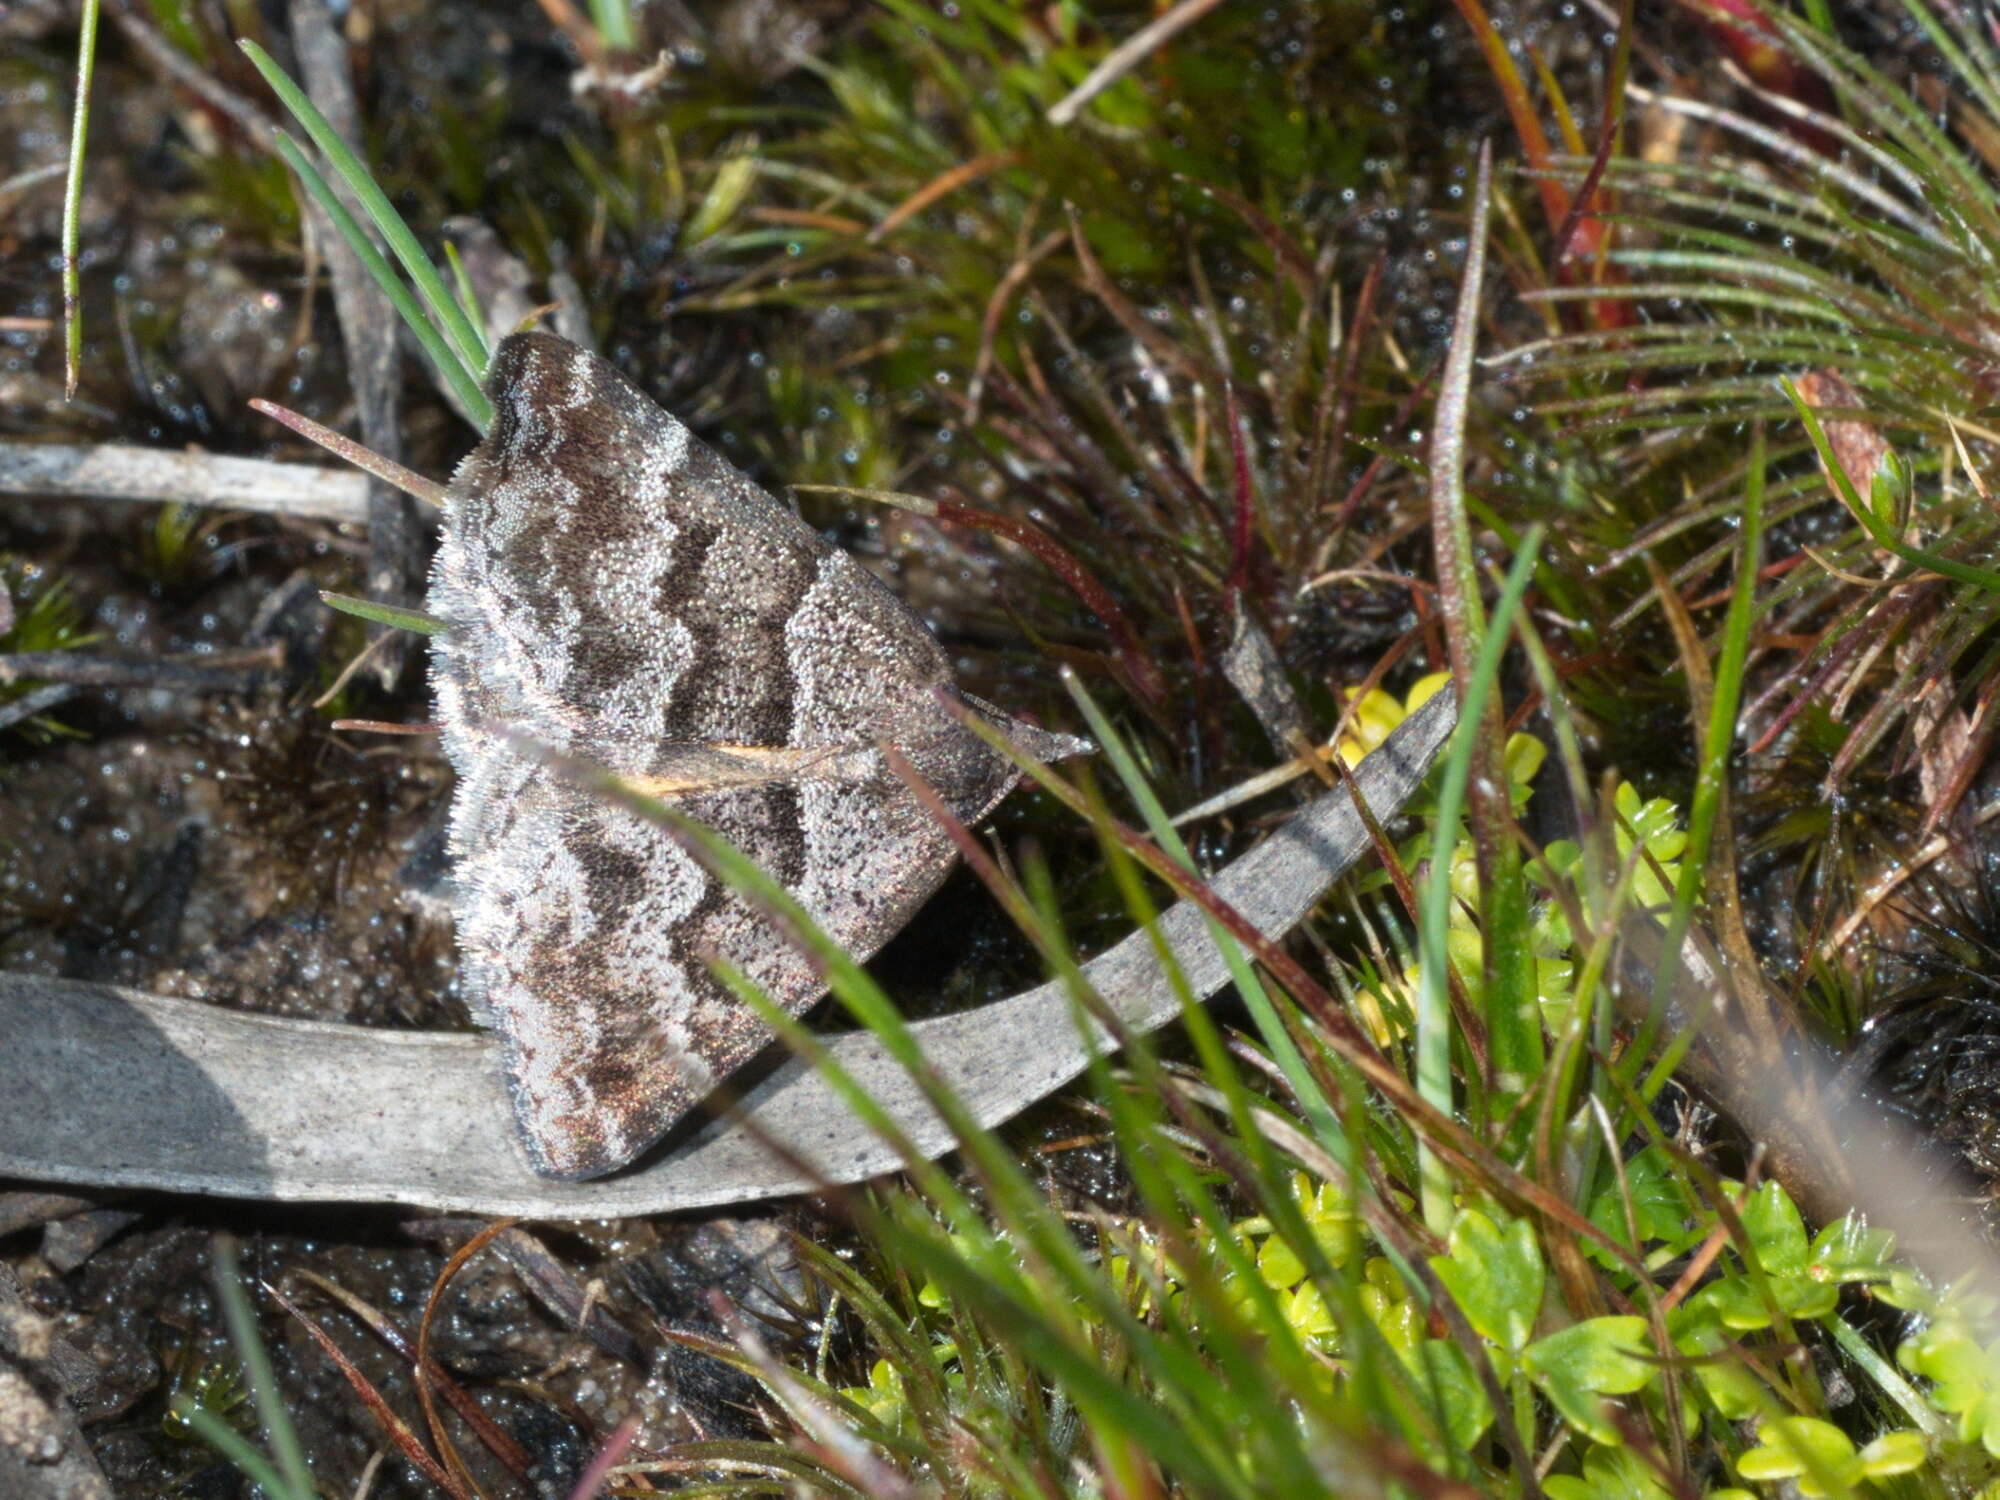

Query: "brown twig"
<box><xmin>401</xmin><ymin>1221</ymin><xmax>642</xmax><ymax>1365</ymax></box>
<box><xmin>415</xmin><ymin>1219</ymin><xmax>520</xmax><ymax>1499</ymax></box>
<box><xmin>249</xmin><ymin>400</ymin><xmax>445</xmax><ymax>507</ymax></box>
<box><xmin>968</xmin><ymin>227</ymin><xmax>1065</xmax><ymax>411</ymax></box>
<box><xmin>287</xmin><ymin>1269</ymin><xmax>536</xmax><ymax>1477</ymax></box>
<box><xmin>0</xmin><ymin>683</ymin><xmax>80</xmax><ymax>733</ymax></box>
<box><xmin>0</xmin><ymin>646</ymin><xmax>279</xmax><ymax>695</ymax></box>
<box><xmin>870</xmin><ymin>151</ymin><xmax>1022</xmax><ymax>241</ymax></box>
<box><xmin>0</xmin><ymin>442</ymin><xmax>370</xmax><ymax>524</ymax></box>
<box><xmin>105</xmin><ymin>0</ymin><xmax>278</xmax><ymax>150</ymax></box>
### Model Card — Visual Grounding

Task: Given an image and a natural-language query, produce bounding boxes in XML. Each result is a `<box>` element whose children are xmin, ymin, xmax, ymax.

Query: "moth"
<box><xmin>428</xmin><ymin>333</ymin><xmax>1087</xmax><ymax>1179</ymax></box>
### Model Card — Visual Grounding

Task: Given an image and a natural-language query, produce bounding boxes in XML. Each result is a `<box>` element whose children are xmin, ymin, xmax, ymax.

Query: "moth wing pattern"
<box><xmin>430</xmin><ymin>332</ymin><xmax>1078</xmax><ymax>1179</ymax></box>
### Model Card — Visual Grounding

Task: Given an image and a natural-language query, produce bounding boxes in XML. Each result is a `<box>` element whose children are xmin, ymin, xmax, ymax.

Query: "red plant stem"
<box><xmin>264</xmin><ymin>1282</ymin><xmax>469</xmax><ymax>1497</ymax></box>
<box><xmin>568</xmin><ymin>1415</ymin><xmax>642</xmax><ymax>1500</ymax></box>
<box><xmin>1445</xmin><ymin>0</ymin><xmax>1566</xmax><ymax>228</ymax></box>
<box><xmin>933</xmin><ymin>497</ymin><xmax>1167</xmax><ymax>710</ymax></box>
<box><xmin>1446</xmin><ymin>0</ymin><xmax>1636</xmax><ymax>331</ymax></box>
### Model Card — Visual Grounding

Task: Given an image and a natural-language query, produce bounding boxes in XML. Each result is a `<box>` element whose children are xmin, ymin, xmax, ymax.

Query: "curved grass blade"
<box><xmin>206</xmin><ymin>1237</ymin><xmax>314</xmax><ymax>1500</ymax></box>
<box><xmin>1783</xmin><ymin>377</ymin><xmax>2000</xmax><ymax>593</ymax></box>
<box><xmin>264</xmin><ymin>130</ymin><xmax>492</xmax><ymax>429</ymax></box>
<box><xmin>238</xmin><ymin>39</ymin><xmax>490</xmax><ymax>391</ymax></box>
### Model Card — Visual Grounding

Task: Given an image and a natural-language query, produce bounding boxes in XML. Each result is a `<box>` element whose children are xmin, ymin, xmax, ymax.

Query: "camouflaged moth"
<box><xmin>428</xmin><ymin>333</ymin><xmax>1087</xmax><ymax>1179</ymax></box>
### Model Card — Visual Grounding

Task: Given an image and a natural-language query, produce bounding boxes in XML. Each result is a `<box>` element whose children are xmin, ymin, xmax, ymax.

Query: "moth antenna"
<box><xmin>248</xmin><ymin>398</ymin><xmax>447</xmax><ymax>508</ymax></box>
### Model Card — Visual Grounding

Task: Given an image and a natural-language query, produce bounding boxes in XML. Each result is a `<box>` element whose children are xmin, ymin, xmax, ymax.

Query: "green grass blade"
<box><xmin>588</xmin><ymin>0</ymin><xmax>636</xmax><ymax>51</ymax></box>
<box><xmin>266</xmin><ymin>130</ymin><xmax>492</xmax><ymax>428</ymax></box>
<box><xmin>1782</xmin><ymin>377</ymin><xmax>2000</xmax><ymax>592</ymax></box>
<box><xmin>588</xmin><ymin>762</ymin><xmax>1351</xmax><ymax>1492</ymax></box>
<box><xmin>876</xmin><ymin>1203</ymin><xmax>1257</xmax><ymax>1496</ymax></box>
<box><xmin>1046</xmin><ymin>687</ymin><xmax>1455</xmax><ymax>1450</ymax></box>
<box><xmin>1061</xmin><ymin>672</ymin><xmax>1345</xmax><ymax>1155</ymax></box>
<box><xmin>442</xmin><ymin>238</ymin><xmax>485</xmax><ymax>338</ymax></box>
<box><xmin>60</xmin><ymin>0</ymin><xmax>100</xmax><ymax>399</ymax></box>
<box><xmin>1640</xmin><ymin>429</ymin><xmax>1767</xmax><ymax>1102</ymax></box>
<box><xmin>1416</xmin><ymin>528</ymin><xmax>1545</xmax><ymax>1235</ymax></box>
<box><xmin>319</xmin><ymin>590</ymin><xmax>446</xmax><ymax>635</ymax></box>
<box><xmin>708</xmin><ymin>960</ymin><xmax>1267</xmax><ymax>1493</ymax></box>
<box><xmin>210</xmin><ymin>1237</ymin><xmax>313</xmax><ymax>1500</ymax></box>
<box><xmin>174</xmin><ymin>1405</ymin><xmax>299</xmax><ymax>1500</ymax></box>
<box><xmin>238</xmin><ymin>39</ymin><xmax>490</xmax><ymax>379</ymax></box>
<box><xmin>1825</xmin><ymin>1310</ymin><xmax>1947</xmax><ymax>1438</ymax></box>
<box><xmin>1051</xmin><ymin>783</ymin><xmax>1430</xmax><ymax>1461</ymax></box>
<box><xmin>623</xmin><ymin>798</ymin><xmax>1160</xmax><ymax>1330</ymax></box>
<box><xmin>998</xmin><ymin>770</ymin><xmax>1411</xmax><ymax>1451</ymax></box>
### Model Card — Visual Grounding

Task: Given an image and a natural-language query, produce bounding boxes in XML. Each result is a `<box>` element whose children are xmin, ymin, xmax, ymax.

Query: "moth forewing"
<box><xmin>429</xmin><ymin>332</ymin><xmax>1086</xmax><ymax>1179</ymax></box>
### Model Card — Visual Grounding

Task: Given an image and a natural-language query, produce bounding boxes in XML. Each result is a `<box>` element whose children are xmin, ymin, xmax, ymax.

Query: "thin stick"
<box><xmin>0</xmin><ymin>162</ymin><xmax>65</xmax><ymax>206</ymax></box>
<box><xmin>290</xmin><ymin>0</ymin><xmax>424</xmax><ymax>695</ymax></box>
<box><xmin>1819</xmin><ymin>796</ymin><xmax>2000</xmax><ymax>961</ymax></box>
<box><xmin>1047</xmin><ymin>0</ymin><xmax>1229</xmax><ymax>126</ymax></box>
<box><xmin>329</xmin><ymin>718</ymin><xmax>437</xmax><ymax>737</ymax></box>
<box><xmin>0</xmin><ymin>442</ymin><xmax>370</xmax><ymax>525</ymax></box>
<box><xmin>0</xmin><ymin>647</ymin><xmax>279</xmax><ymax>694</ymax></box>
<box><xmin>0</xmin><ymin>683</ymin><xmax>79</xmax><ymax>733</ymax></box>
<box><xmin>250</xmin><ymin>400</ymin><xmax>445</xmax><ymax>507</ymax></box>
<box><xmin>870</xmin><ymin>151</ymin><xmax>1021</xmax><ymax>241</ymax></box>
<box><xmin>106</xmin><ymin>0</ymin><xmax>277</xmax><ymax>150</ymax></box>
<box><xmin>312</xmin><ymin>631</ymin><xmax>396</xmax><ymax>710</ymax></box>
